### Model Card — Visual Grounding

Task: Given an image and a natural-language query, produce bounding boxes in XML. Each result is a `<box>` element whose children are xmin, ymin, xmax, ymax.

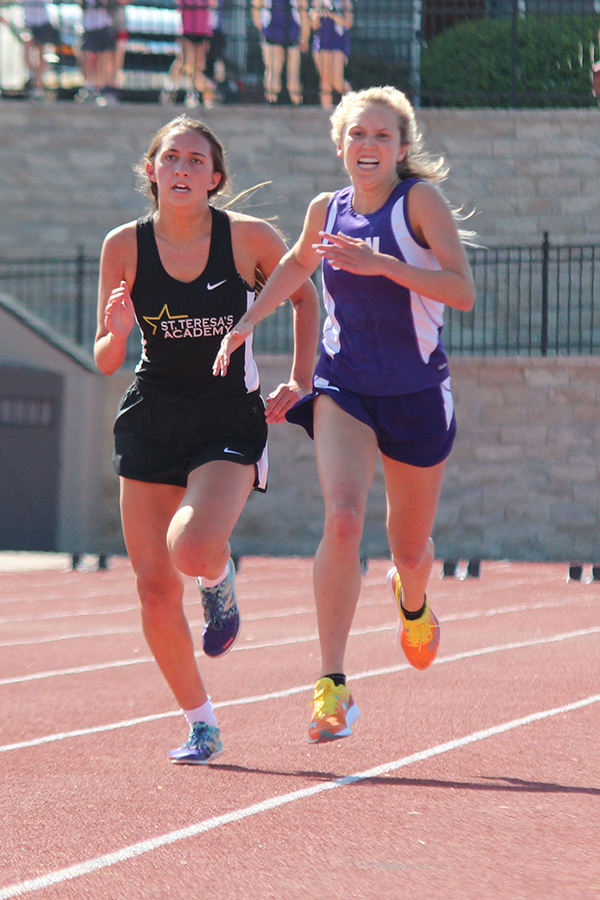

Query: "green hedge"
<box><xmin>421</xmin><ymin>15</ymin><xmax>600</xmax><ymax>107</ymax></box>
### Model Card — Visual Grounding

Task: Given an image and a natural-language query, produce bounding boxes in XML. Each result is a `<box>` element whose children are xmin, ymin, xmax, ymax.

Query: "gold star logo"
<box><xmin>142</xmin><ymin>304</ymin><xmax>189</xmax><ymax>336</ymax></box>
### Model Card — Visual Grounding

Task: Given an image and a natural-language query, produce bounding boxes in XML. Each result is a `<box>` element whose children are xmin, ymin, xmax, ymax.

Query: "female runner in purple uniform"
<box><xmin>214</xmin><ymin>86</ymin><xmax>475</xmax><ymax>744</ymax></box>
<box><xmin>252</xmin><ymin>0</ymin><xmax>310</xmax><ymax>105</ymax></box>
<box><xmin>310</xmin><ymin>0</ymin><xmax>352</xmax><ymax>108</ymax></box>
<box><xmin>95</xmin><ymin>116</ymin><xmax>318</xmax><ymax>763</ymax></box>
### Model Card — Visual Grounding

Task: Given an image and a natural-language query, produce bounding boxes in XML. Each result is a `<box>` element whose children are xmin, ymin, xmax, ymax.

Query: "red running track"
<box><xmin>0</xmin><ymin>556</ymin><xmax>599</xmax><ymax>900</ymax></box>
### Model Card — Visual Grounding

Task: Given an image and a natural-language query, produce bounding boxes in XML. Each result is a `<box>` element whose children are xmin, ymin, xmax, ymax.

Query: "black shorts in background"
<box><xmin>30</xmin><ymin>23</ymin><xmax>60</xmax><ymax>44</ymax></box>
<box><xmin>82</xmin><ymin>25</ymin><xmax>117</xmax><ymax>52</ymax></box>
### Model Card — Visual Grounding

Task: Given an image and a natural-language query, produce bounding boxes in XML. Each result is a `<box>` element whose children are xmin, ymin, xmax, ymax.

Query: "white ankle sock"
<box><xmin>183</xmin><ymin>699</ymin><xmax>218</xmax><ymax>728</ymax></box>
<box><xmin>199</xmin><ymin>561</ymin><xmax>230</xmax><ymax>589</ymax></box>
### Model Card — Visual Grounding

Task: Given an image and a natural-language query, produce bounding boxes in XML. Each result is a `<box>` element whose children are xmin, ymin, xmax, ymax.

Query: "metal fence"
<box><xmin>0</xmin><ymin>234</ymin><xmax>598</xmax><ymax>360</ymax></box>
<box><xmin>0</xmin><ymin>0</ymin><xmax>598</xmax><ymax>106</ymax></box>
<box><xmin>446</xmin><ymin>235</ymin><xmax>599</xmax><ymax>355</ymax></box>
<box><xmin>0</xmin><ymin>247</ymin><xmax>97</xmax><ymax>346</ymax></box>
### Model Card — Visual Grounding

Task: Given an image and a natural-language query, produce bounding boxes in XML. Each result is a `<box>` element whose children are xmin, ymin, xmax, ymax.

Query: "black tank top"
<box><xmin>131</xmin><ymin>208</ymin><xmax>259</xmax><ymax>398</ymax></box>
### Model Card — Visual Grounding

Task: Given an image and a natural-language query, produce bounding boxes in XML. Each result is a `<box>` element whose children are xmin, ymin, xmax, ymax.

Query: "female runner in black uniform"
<box><xmin>94</xmin><ymin>116</ymin><xmax>319</xmax><ymax>764</ymax></box>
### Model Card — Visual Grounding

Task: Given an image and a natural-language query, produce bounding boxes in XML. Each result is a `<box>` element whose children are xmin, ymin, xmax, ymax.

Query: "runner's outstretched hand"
<box><xmin>265</xmin><ymin>381</ymin><xmax>305</xmax><ymax>424</ymax></box>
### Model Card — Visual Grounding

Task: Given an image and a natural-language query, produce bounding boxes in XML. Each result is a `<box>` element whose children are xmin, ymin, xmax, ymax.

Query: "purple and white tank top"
<box><xmin>315</xmin><ymin>178</ymin><xmax>450</xmax><ymax>396</ymax></box>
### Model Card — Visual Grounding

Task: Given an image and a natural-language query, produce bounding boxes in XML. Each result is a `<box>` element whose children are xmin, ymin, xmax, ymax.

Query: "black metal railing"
<box><xmin>0</xmin><ymin>0</ymin><xmax>598</xmax><ymax>106</ymax></box>
<box><xmin>0</xmin><ymin>247</ymin><xmax>98</xmax><ymax>347</ymax></box>
<box><xmin>0</xmin><ymin>234</ymin><xmax>598</xmax><ymax>360</ymax></box>
<box><xmin>444</xmin><ymin>235</ymin><xmax>598</xmax><ymax>356</ymax></box>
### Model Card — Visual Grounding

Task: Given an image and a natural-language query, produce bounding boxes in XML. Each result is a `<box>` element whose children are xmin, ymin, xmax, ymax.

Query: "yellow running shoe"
<box><xmin>387</xmin><ymin>566</ymin><xmax>440</xmax><ymax>670</ymax></box>
<box><xmin>307</xmin><ymin>677</ymin><xmax>360</xmax><ymax>743</ymax></box>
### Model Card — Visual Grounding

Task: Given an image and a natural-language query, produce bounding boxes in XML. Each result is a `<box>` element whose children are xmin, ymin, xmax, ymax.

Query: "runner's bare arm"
<box><xmin>94</xmin><ymin>225</ymin><xmax>137</xmax><ymax>375</ymax></box>
<box><xmin>213</xmin><ymin>195</ymin><xmax>330</xmax><ymax>382</ymax></box>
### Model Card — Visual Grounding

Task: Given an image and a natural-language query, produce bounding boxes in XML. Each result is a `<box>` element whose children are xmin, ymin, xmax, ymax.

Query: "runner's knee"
<box><xmin>168</xmin><ymin>528</ymin><xmax>225</xmax><ymax>578</ymax></box>
<box><xmin>324</xmin><ymin>499</ymin><xmax>365</xmax><ymax>547</ymax></box>
<box><xmin>136</xmin><ymin>570</ymin><xmax>183</xmax><ymax>624</ymax></box>
<box><xmin>391</xmin><ymin>537</ymin><xmax>434</xmax><ymax>572</ymax></box>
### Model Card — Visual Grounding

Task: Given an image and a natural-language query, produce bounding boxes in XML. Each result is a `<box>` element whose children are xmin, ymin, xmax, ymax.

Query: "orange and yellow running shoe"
<box><xmin>387</xmin><ymin>566</ymin><xmax>440</xmax><ymax>670</ymax></box>
<box><xmin>307</xmin><ymin>677</ymin><xmax>360</xmax><ymax>743</ymax></box>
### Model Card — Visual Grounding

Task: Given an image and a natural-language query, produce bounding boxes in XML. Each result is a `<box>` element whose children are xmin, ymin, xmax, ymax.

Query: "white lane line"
<box><xmin>0</xmin><ymin>595</ymin><xmax>591</xmax><ymax>650</ymax></box>
<box><xmin>0</xmin><ymin>600</ymin><xmax>313</xmax><ymax>627</ymax></box>
<box><xmin>0</xmin><ymin>585</ymin><xmax>308</xmax><ymax>611</ymax></box>
<box><xmin>1</xmin><ymin>598</ymin><xmax>598</xmax><ymax>683</ymax></box>
<box><xmin>0</xmin><ymin>622</ymin><xmax>389</xmax><ymax>651</ymax></box>
<box><xmin>2</xmin><ymin>625</ymin><xmax>599</xmax><ymax>754</ymax></box>
<box><xmin>0</xmin><ymin>597</ymin><xmax>330</xmax><ymax>627</ymax></box>
<box><xmin>0</xmin><ymin>606</ymin><xmax>141</xmax><ymax>625</ymax></box>
<box><xmin>0</xmin><ymin>690</ymin><xmax>598</xmax><ymax>900</ymax></box>
<box><xmin>0</xmin><ymin>626</ymin><xmax>149</xmax><ymax>647</ymax></box>
<box><xmin>0</xmin><ymin>602</ymin><xmax>323</xmax><ymax>637</ymax></box>
<box><xmin>0</xmin><ymin>585</ymin><xmax>136</xmax><ymax>607</ymax></box>
<box><xmin>0</xmin><ymin>631</ymin><xmax>326</xmax><ymax>682</ymax></box>
<box><xmin>0</xmin><ymin>563</ymin><xmax>582</xmax><ymax>622</ymax></box>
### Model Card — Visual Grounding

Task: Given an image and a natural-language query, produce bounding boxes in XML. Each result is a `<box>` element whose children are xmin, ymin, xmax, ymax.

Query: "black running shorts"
<box><xmin>113</xmin><ymin>379</ymin><xmax>268</xmax><ymax>491</ymax></box>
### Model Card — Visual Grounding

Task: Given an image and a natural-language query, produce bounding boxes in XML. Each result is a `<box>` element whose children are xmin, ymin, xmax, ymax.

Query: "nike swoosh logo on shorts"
<box><xmin>224</xmin><ymin>447</ymin><xmax>244</xmax><ymax>456</ymax></box>
<box><xmin>207</xmin><ymin>279</ymin><xmax>227</xmax><ymax>291</ymax></box>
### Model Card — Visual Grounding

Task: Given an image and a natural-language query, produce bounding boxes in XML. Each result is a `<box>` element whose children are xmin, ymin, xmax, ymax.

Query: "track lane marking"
<box><xmin>0</xmin><ymin>585</ymin><xmax>309</xmax><ymax>610</ymax></box>
<box><xmin>1</xmin><ymin>610</ymin><xmax>598</xmax><ymax>685</ymax></box>
<box><xmin>0</xmin><ymin>606</ymin><xmax>141</xmax><ymax>625</ymax></box>
<box><xmin>0</xmin><ymin>690</ymin><xmax>598</xmax><ymax>899</ymax></box>
<box><xmin>0</xmin><ymin>594</ymin><xmax>388</xmax><ymax>625</ymax></box>
<box><xmin>0</xmin><ymin>603</ymin><xmax>320</xmax><ymax>636</ymax></box>
<box><xmin>1</xmin><ymin>624</ymin><xmax>599</xmax><ymax>754</ymax></box>
<box><xmin>0</xmin><ymin>595</ymin><xmax>593</xmax><ymax>650</ymax></box>
<box><xmin>0</xmin><ymin>586</ymin><xmax>136</xmax><ymax>607</ymax></box>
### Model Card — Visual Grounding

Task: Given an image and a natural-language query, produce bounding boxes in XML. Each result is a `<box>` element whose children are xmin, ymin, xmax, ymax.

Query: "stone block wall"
<box><xmin>422</xmin><ymin>108</ymin><xmax>600</xmax><ymax>244</ymax></box>
<box><xmin>0</xmin><ymin>104</ymin><xmax>598</xmax><ymax>259</ymax></box>
<box><xmin>437</xmin><ymin>357</ymin><xmax>600</xmax><ymax>563</ymax></box>
<box><xmin>101</xmin><ymin>356</ymin><xmax>600</xmax><ymax>562</ymax></box>
<box><xmin>0</xmin><ymin>103</ymin><xmax>347</xmax><ymax>256</ymax></box>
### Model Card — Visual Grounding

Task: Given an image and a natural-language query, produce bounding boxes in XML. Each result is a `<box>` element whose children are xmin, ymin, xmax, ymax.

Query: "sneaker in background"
<box><xmin>159</xmin><ymin>80</ymin><xmax>176</xmax><ymax>104</ymax></box>
<box><xmin>184</xmin><ymin>89</ymin><xmax>200</xmax><ymax>108</ymax></box>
